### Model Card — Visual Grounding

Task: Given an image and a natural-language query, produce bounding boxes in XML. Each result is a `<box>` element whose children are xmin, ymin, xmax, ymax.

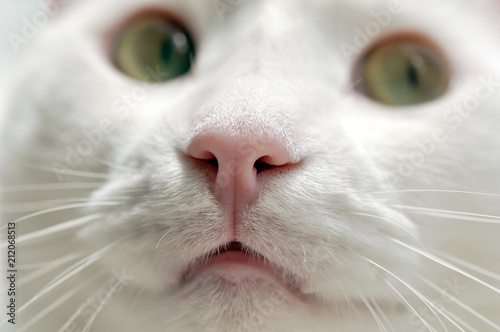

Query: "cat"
<box><xmin>1</xmin><ymin>0</ymin><xmax>500</xmax><ymax>331</ymax></box>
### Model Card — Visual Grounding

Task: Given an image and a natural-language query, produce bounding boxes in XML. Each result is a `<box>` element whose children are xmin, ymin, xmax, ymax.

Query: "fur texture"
<box><xmin>1</xmin><ymin>0</ymin><xmax>500</xmax><ymax>331</ymax></box>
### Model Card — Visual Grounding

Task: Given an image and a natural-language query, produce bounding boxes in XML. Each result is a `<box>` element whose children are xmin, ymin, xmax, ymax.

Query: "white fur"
<box><xmin>1</xmin><ymin>0</ymin><xmax>500</xmax><ymax>331</ymax></box>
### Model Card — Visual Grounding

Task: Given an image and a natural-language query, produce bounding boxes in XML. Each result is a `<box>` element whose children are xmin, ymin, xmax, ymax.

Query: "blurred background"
<box><xmin>0</xmin><ymin>1</ymin><xmax>42</xmax><ymax>101</ymax></box>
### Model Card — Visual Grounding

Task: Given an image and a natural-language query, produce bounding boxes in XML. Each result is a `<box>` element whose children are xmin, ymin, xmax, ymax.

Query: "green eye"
<box><xmin>357</xmin><ymin>35</ymin><xmax>449</xmax><ymax>106</ymax></box>
<box><xmin>113</xmin><ymin>16</ymin><xmax>195</xmax><ymax>83</ymax></box>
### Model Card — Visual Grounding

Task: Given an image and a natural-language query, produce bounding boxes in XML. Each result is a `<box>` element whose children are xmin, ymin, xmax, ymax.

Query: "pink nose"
<box><xmin>188</xmin><ymin>133</ymin><xmax>292</xmax><ymax>217</ymax></box>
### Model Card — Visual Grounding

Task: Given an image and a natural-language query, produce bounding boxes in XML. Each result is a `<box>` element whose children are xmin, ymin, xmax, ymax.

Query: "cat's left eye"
<box><xmin>354</xmin><ymin>34</ymin><xmax>449</xmax><ymax>106</ymax></box>
<box><xmin>112</xmin><ymin>15</ymin><xmax>195</xmax><ymax>83</ymax></box>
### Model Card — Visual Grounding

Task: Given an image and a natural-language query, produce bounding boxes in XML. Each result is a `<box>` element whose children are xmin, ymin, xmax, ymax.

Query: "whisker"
<box><xmin>430</xmin><ymin>249</ymin><xmax>500</xmax><ymax>281</ymax></box>
<box><xmin>370</xmin><ymin>189</ymin><xmax>500</xmax><ymax>197</ymax></box>
<box><xmin>0</xmin><ymin>201</ymin><xmax>124</xmax><ymax>231</ymax></box>
<box><xmin>160</xmin><ymin>310</ymin><xmax>191</xmax><ymax>326</ymax></box>
<box><xmin>420</xmin><ymin>276</ymin><xmax>500</xmax><ymax>331</ymax></box>
<box><xmin>413</xmin><ymin>291</ymin><xmax>466</xmax><ymax>332</ymax></box>
<box><xmin>40</xmin><ymin>239</ymin><xmax>126</xmax><ymax>292</ymax></box>
<box><xmin>364</xmin><ymin>257</ymin><xmax>447</xmax><ymax>332</ymax></box>
<box><xmin>437</xmin><ymin>308</ymin><xmax>478</xmax><ymax>332</ymax></box>
<box><xmin>384</xmin><ymin>282</ymin><xmax>434</xmax><ymax>332</ymax></box>
<box><xmin>391</xmin><ymin>280</ymin><xmax>473</xmax><ymax>332</ymax></box>
<box><xmin>333</xmin><ymin>255</ymin><xmax>360</xmax><ymax>327</ymax></box>
<box><xmin>351</xmin><ymin>286</ymin><xmax>387</xmax><ymax>332</ymax></box>
<box><xmin>362</xmin><ymin>298</ymin><xmax>387</xmax><ymax>331</ymax></box>
<box><xmin>19</xmin><ymin>253</ymin><xmax>85</xmax><ymax>286</ymax></box>
<box><xmin>333</xmin><ymin>270</ymin><xmax>354</xmax><ymax>327</ymax></box>
<box><xmin>5</xmin><ymin>238</ymin><xmax>126</xmax><ymax>322</ymax></box>
<box><xmin>17</xmin><ymin>285</ymin><xmax>83</xmax><ymax>332</ymax></box>
<box><xmin>2</xmin><ymin>196</ymin><xmax>129</xmax><ymax>214</ymax></box>
<box><xmin>350</xmin><ymin>212</ymin><xmax>422</xmax><ymax>246</ymax></box>
<box><xmin>391</xmin><ymin>205</ymin><xmax>500</xmax><ymax>224</ymax></box>
<box><xmin>21</xmin><ymin>163</ymin><xmax>109</xmax><ymax>179</ymax></box>
<box><xmin>18</xmin><ymin>270</ymin><xmax>105</xmax><ymax>332</ymax></box>
<box><xmin>392</xmin><ymin>239</ymin><xmax>500</xmax><ymax>295</ymax></box>
<box><xmin>368</xmin><ymin>293</ymin><xmax>395</xmax><ymax>332</ymax></box>
<box><xmin>80</xmin><ymin>272</ymin><xmax>131</xmax><ymax>332</ymax></box>
<box><xmin>16</xmin><ymin>214</ymin><xmax>102</xmax><ymax>244</ymax></box>
<box><xmin>57</xmin><ymin>270</ymin><xmax>112</xmax><ymax>332</ymax></box>
<box><xmin>2</xmin><ymin>198</ymin><xmax>94</xmax><ymax>214</ymax></box>
<box><xmin>90</xmin><ymin>156</ymin><xmax>138</xmax><ymax>173</ymax></box>
<box><xmin>156</xmin><ymin>228</ymin><xmax>179</xmax><ymax>249</ymax></box>
<box><xmin>0</xmin><ymin>182</ymin><xmax>103</xmax><ymax>193</ymax></box>
<box><xmin>410</xmin><ymin>211</ymin><xmax>500</xmax><ymax>224</ymax></box>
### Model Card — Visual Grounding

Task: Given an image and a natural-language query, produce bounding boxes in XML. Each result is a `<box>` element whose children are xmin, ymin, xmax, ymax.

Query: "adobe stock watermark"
<box><xmin>389</xmin><ymin>74</ymin><xmax>500</xmax><ymax>186</ymax></box>
<box><xmin>254</xmin><ymin>291</ymin><xmax>287</xmax><ymax>329</ymax></box>
<box><xmin>61</xmin><ymin>269</ymin><xmax>134</xmax><ymax>332</ymax></box>
<box><xmin>7</xmin><ymin>0</ymin><xmax>74</xmax><ymax>53</ymax></box>
<box><xmin>51</xmin><ymin>66</ymin><xmax>169</xmax><ymax>182</ymax></box>
<box><xmin>339</xmin><ymin>0</ymin><xmax>411</xmax><ymax>61</ymax></box>
<box><xmin>212</xmin><ymin>0</ymin><xmax>247</xmax><ymax>22</ymax></box>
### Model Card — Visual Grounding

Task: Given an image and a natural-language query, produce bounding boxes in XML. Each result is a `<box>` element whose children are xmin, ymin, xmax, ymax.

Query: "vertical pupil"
<box><xmin>161</xmin><ymin>38</ymin><xmax>173</xmax><ymax>61</ymax></box>
<box><xmin>407</xmin><ymin>62</ymin><xmax>419</xmax><ymax>87</ymax></box>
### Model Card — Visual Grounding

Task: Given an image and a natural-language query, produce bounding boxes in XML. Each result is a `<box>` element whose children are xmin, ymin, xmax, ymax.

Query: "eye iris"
<box><xmin>113</xmin><ymin>17</ymin><xmax>195</xmax><ymax>82</ymax></box>
<box><xmin>360</xmin><ymin>38</ymin><xmax>448</xmax><ymax>106</ymax></box>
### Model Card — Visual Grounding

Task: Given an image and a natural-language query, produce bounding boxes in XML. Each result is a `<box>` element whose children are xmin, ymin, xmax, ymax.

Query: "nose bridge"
<box><xmin>190</xmin><ymin>80</ymin><xmax>301</xmax><ymax>155</ymax></box>
<box><xmin>195</xmin><ymin>0</ymin><xmax>325</xmax><ymax>106</ymax></box>
<box><xmin>185</xmin><ymin>0</ymin><xmax>328</xmax><ymax>134</ymax></box>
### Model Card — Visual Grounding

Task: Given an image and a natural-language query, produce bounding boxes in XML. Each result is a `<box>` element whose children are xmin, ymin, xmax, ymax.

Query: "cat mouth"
<box><xmin>181</xmin><ymin>241</ymin><xmax>306</xmax><ymax>298</ymax></box>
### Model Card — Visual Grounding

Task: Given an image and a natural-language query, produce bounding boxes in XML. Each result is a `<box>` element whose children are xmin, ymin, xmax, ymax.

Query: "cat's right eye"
<box><xmin>112</xmin><ymin>14</ymin><xmax>195</xmax><ymax>83</ymax></box>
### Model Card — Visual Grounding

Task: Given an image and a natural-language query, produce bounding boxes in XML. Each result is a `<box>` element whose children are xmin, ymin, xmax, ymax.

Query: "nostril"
<box><xmin>254</xmin><ymin>157</ymin><xmax>285</xmax><ymax>174</ymax></box>
<box><xmin>191</xmin><ymin>157</ymin><xmax>219</xmax><ymax>179</ymax></box>
<box><xmin>206</xmin><ymin>158</ymin><xmax>219</xmax><ymax>168</ymax></box>
<box><xmin>195</xmin><ymin>156</ymin><xmax>285</xmax><ymax>174</ymax></box>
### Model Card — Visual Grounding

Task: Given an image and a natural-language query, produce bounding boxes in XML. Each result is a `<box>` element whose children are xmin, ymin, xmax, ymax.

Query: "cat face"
<box><xmin>1</xmin><ymin>0</ymin><xmax>500</xmax><ymax>331</ymax></box>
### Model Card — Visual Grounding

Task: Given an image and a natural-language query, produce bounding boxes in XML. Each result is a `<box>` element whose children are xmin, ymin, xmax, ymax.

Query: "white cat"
<box><xmin>1</xmin><ymin>0</ymin><xmax>500</xmax><ymax>331</ymax></box>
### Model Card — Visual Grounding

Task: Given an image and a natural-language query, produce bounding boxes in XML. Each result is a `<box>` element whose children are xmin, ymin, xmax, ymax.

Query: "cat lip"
<box><xmin>182</xmin><ymin>241</ymin><xmax>268</xmax><ymax>280</ymax></box>
<box><xmin>181</xmin><ymin>241</ymin><xmax>306</xmax><ymax>298</ymax></box>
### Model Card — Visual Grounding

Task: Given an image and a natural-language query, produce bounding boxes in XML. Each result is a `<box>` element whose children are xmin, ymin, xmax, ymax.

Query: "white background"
<box><xmin>0</xmin><ymin>1</ymin><xmax>42</xmax><ymax>101</ymax></box>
